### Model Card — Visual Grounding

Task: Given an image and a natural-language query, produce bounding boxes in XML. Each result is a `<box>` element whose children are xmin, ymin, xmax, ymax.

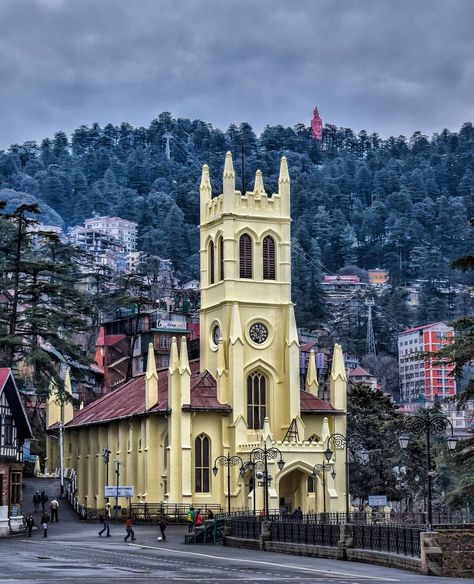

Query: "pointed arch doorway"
<box><xmin>278</xmin><ymin>468</ymin><xmax>309</xmax><ymax>514</ymax></box>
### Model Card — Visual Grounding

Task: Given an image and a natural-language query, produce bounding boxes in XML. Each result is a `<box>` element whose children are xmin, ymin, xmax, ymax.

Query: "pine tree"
<box><xmin>0</xmin><ymin>203</ymin><xmax>92</xmax><ymax>396</ymax></box>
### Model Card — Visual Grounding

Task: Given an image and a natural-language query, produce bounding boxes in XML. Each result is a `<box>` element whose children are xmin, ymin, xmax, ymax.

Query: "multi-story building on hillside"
<box><xmin>69</xmin><ymin>216</ymin><xmax>138</xmax><ymax>274</ymax></box>
<box><xmin>83</xmin><ymin>216</ymin><xmax>137</xmax><ymax>252</ymax></box>
<box><xmin>398</xmin><ymin>322</ymin><xmax>456</xmax><ymax>403</ymax></box>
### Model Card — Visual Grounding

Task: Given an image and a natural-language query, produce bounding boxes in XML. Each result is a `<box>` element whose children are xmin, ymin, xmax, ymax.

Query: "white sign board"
<box><xmin>105</xmin><ymin>485</ymin><xmax>134</xmax><ymax>498</ymax></box>
<box><xmin>368</xmin><ymin>495</ymin><xmax>387</xmax><ymax>507</ymax></box>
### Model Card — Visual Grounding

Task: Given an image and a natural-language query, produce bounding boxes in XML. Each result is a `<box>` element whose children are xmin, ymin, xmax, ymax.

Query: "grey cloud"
<box><xmin>0</xmin><ymin>0</ymin><xmax>473</xmax><ymax>148</ymax></box>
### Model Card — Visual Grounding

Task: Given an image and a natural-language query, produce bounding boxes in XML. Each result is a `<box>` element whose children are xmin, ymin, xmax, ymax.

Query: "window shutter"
<box><xmin>209</xmin><ymin>241</ymin><xmax>215</xmax><ymax>284</ymax></box>
<box><xmin>263</xmin><ymin>236</ymin><xmax>276</xmax><ymax>280</ymax></box>
<box><xmin>239</xmin><ymin>234</ymin><xmax>252</xmax><ymax>279</ymax></box>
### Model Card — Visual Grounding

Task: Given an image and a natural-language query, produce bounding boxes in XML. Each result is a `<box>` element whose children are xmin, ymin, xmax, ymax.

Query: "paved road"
<box><xmin>1</xmin><ymin>479</ymin><xmax>466</xmax><ymax>584</ymax></box>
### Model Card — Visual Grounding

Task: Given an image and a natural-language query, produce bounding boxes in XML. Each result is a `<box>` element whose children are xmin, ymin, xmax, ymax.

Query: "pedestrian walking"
<box><xmin>26</xmin><ymin>513</ymin><xmax>35</xmax><ymax>537</ymax></box>
<box><xmin>186</xmin><ymin>506</ymin><xmax>195</xmax><ymax>532</ymax></box>
<box><xmin>158</xmin><ymin>516</ymin><xmax>167</xmax><ymax>541</ymax></box>
<box><xmin>50</xmin><ymin>498</ymin><xmax>59</xmax><ymax>522</ymax></box>
<box><xmin>195</xmin><ymin>509</ymin><xmax>203</xmax><ymax>527</ymax></box>
<box><xmin>40</xmin><ymin>490</ymin><xmax>48</xmax><ymax>511</ymax></box>
<box><xmin>41</xmin><ymin>510</ymin><xmax>50</xmax><ymax>538</ymax></box>
<box><xmin>33</xmin><ymin>491</ymin><xmax>40</xmax><ymax>512</ymax></box>
<box><xmin>124</xmin><ymin>517</ymin><xmax>135</xmax><ymax>542</ymax></box>
<box><xmin>98</xmin><ymin>503</ymin><xmax>111</xmax><ymax>537</ymax></box>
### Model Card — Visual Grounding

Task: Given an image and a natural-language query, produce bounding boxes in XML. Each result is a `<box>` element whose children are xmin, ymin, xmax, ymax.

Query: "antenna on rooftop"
<box><xmin>240</xmin><ymin>139</ymin><xmax>245</xmax><ymax>195</ymax></box>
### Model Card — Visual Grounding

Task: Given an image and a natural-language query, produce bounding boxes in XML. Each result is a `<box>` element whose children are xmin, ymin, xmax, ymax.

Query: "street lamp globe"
<box><xmin>277</xmin><ymin>459</ymin><xmax>285</xmax><ymax>471</ymax></box>
<box><xmin>212</xmin><ymin>466</ymin><xmax>218</xmax><ymax>477</ymax></box>
<box><xmin>399</xmin><ymin>434</ymin><xmax>410</xmax><ymax>450</ymax></box>
<box><xmin>324</xmin><ymin>448</ymin><xmax>333</xmax><ymax>462</ymax></box>
<box><xmin>447</xmin><ymin>435</ymin><xmax>458</xmax><ymax>451</ymax></box>
<box><xmin>358</xmin><ymin>448</ymin><xmax>369</xmax><ymax>464</ymax></box>
<box><xmin>330</xmin><ymin>470</ymin><xmax>336</xmax><ymax>480</ymax></box>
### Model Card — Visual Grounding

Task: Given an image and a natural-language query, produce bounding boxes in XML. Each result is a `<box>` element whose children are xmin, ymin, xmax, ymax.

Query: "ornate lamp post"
<box><xmin>324</xmin><ymin>432</ymin><xmax>368</xmax><ymax>517</ymax></box>
<box><xmin>102</xmin><ymin>448</ymin><xmax>111</xmax><ymax>501</ymax></box>
<box><xmin>240</xmin><ymin>460</ymin><xmax>262</xmax><ymax>516</ymax></box>
<box><xmin>247</xmin><ymin>444</ymin><xmax>285</xmax><ymax>516</ymax></box>
<box><xmin>212</xmin><ymin>455</ymin><xmax>243</xmax><ymax>515</ymax></box>
<box><xmin>311</xmin><ymin>462</ymin><xmax>336</xmax><ymax>514</ymax></box>
<box><xmin>398</xmin><ymin>410</ymin><xmax>458</xmax><ymax>530</ymax></box>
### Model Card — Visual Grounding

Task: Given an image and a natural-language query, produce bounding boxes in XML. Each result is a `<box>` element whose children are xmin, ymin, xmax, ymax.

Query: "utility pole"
<box><xmin>365</xmin><ymin>299</ymin><xmax>376</xmax><ymax>356</ymax></box>
<box><xmin>59</xmin><ymin>401</ymin><xmax>64</xmax><ymax>497</ymax></box>
<box><xmin>163</xmin><ymin>132</ymin><xmax>172</xmax><ymax>160</ymax></box>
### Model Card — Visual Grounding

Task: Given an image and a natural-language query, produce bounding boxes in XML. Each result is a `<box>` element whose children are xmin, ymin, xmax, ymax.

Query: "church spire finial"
<box><xmin>223</xmin><ymin>151</ymin><xmax>236</xmax><ymax>197</ymax></box>
<box><xmin>305</xmin><ymin>349</ymin><xmax>319</xmax><ymax>396</ymax></box>
<box><xmin>278</xmin><ymin>156</ymin><xmax>290</xmax><ymax>185</ymax></box>
<box><xmin>200</xmin><ymin>164</ymin><xmax>212</xmax><ymax>194</ymax></box>
<box><xmin>253</xmin><ymin>170</ymin><xmax>265</xmax><ymax>198</ymax></box>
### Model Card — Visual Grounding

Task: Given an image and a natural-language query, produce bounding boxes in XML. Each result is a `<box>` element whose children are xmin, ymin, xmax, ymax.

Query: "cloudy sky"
<box><xmin>0</xmin><ymin>0</ymin><xmax>473</xmax><ymax>148</ymax></box>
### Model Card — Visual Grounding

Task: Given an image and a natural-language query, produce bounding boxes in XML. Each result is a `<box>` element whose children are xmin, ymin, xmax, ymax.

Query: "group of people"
<box><xmin>27</xmin><ymin>490</ymin><xmax>60</xmax><ymax>538</ymax></box>
<box><xmin>98</xmin><ymin>502</ymin><xmax>168</xmax><ymax>543</ymax></box>
<box><xmin>186</xmin><ymin>506</ymin><xmax>214</xmax><ymax>531</ymax></box>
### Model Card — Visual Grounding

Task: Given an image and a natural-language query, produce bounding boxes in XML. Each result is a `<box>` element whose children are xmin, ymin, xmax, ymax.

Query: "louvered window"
<box><xmin>219</xmin><ymin>236</ymin><xmax>224</xmax><ymax>281</ymax></box>
<box><xmin>247</xmin><ymin>372</ymin><xmax>266</xmax><ymax>430</ymax></box>
<box><xmin>239</xmin><ymin>234</ymin><xmax>252</xmax><ymax>279</ymax></box>
<box><xmin>263</xmin><ymin>236</ymin><xmax>276</xmax><ymax>280</ymax></box>
<box><xmin>195</xmin><ymin>434</ymin><xmax>210</xmax><ymax>493</ymax></box>
<box><xmin>209</xmin><ymin>241</ymin><xmax>215</xmax><ymax>284</ymax></box>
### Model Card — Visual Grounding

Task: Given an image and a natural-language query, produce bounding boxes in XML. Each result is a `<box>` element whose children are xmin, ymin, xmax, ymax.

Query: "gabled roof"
<box><xmin>400</xmin><ymin>322</ymin><xmax>446</xmax><ymax>335</ymax></box>
<box><xmin>349</xmin><ymin>366</ymin><xmax>375</xmax><ymax>378</ymax></box>
<box><xmin>300</xmin><ymin>390</ymin><xmax>344</xmax><ymax>415</ymax></box>
<box><xmin>65</xmin><ymin>360</ymin><xmax>229</xmax><ymax>429</ymax></box>
<box><xmin>0</xmin><ymin>368</ymin><xmax>33</xmax><ymax>440</ymax></box>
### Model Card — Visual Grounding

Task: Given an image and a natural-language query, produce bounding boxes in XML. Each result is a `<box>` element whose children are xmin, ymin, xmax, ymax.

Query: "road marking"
<box><xmin>128</xmin><ymin>544</ymin><xmax>400</xmax><ymax>581</ymax></box>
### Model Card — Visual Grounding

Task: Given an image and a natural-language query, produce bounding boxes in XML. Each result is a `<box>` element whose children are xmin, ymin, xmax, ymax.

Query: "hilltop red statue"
<box><xmin>310</xmin><ymin>106</ymin><xmax>323</xmax><ymax>141</ymax></box>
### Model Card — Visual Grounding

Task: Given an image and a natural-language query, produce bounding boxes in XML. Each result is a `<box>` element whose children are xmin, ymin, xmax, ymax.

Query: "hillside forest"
<box><xmin>0</xmin><ymin>113</ymin><xmax>473</xmax><ymax>359</ymax></box>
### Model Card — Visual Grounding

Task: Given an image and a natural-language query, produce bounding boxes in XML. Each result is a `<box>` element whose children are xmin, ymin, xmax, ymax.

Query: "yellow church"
<box><xmin>46</xmin><ymin>153</ymin><xmax>348</xmax><ymax>514</ymax></box>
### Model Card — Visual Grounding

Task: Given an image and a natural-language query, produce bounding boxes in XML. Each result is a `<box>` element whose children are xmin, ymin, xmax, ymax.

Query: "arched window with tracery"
<box><xmin>239</xmin><ymin>234</ymin><xmax>252</xmax><ymax>279</ymax></box>
<box><xmin>218</xmin><ymin>236</ymin><xmax>224</xmax><ymax>281</ymax></box>
<box><xmin>247</xmin><ymin>372</ymin><xmax>267</xmax><ymax>429</ymax></box>
<box><xmin>209</xmin><ymin>241</ymin><xmax>215</xmax><ymax>284</ymax></box>
<box><xmin>262</xmin><ymin>235</ymin><xmax>276</xmax><ymax>280</ymax></box>
<box><xmin>195</xmin><ymin>434</ymin><xmax>210</xmax><ymax>493</ymax></box>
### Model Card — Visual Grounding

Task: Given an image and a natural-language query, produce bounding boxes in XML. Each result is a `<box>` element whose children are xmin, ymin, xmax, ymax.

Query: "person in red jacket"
<box><xmin>124</xmin><ymin>517</ymin><xmax>135</xmax><ymax>542</ymax></box>
<box><xmin>195</xmin><ymin>509</ymin><xmax>203</xmax><ymax>527</ymax></box>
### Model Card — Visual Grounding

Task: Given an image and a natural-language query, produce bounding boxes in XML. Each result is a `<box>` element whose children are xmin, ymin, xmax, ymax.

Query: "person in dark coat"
<box><xmin>159</xmin><ymin>516</ymin><xmax>167</xmax><ymax>541</ymax></box>
<box><xmin>40</xmin><ymin>490</ymin><xmax>48</xmax><ymax>511</ymax></box>
<box><xmin>26</xmin><ymin>514</ymin><xmax>35</xmax><ymax>537</ymax></box>
<box><xmin>33</xmin><ymin>492</ymin><xmax>40</xmax><ymax>512</ymax></box>
<box><xmin>41</xmin><ymin>510</ymin><xmax>50</xmax><ymax>538</ymax></box>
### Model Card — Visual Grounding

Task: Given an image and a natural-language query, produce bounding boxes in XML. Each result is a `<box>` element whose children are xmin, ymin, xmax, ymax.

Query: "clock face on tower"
<box><xmin>212</xmin><ymin>324</ymin><xmax>221</xmax><ymax>345</ymax></box>
<box><xmin>249</xmin><ymin>322</ymin><xmax>268</xmax><ymax>344</ymax></box>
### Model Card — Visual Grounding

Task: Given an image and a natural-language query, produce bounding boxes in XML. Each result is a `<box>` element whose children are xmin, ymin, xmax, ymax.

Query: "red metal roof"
<box><xmin>300</xmin><ymin>340</ymin><xmax>318</xmax><ymax>353</ymax></box>
<box><xmin>349</xmin><ymin>366</ymin><xmax>374</xmax><ymax>378</ymax></box>
<box><xmin>103</xmin><ymin>334</ymin><xmax>127</xmax><ymax>346</ymax></box>
<box><xmin>300</xmin><ymin>390</ymin><xmax>343</xmax><ymax>415</ymax></box>
<box><xmin>66</xmin><ymin>360</ymin><xmax>229</xmax><ymax>428</ymax></box>
<box><xmin>0</xmin><ymin>368</ymin><xmax>10</xmax><ymax>391</ymax></box>
<box><xmin>400</xmin><ymin>322</ymin><xmax>445</xmax><ymax>335</ymax></box>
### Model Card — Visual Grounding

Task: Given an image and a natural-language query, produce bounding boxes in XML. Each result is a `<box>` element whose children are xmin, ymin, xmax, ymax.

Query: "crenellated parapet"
<box><xmin>200</xmin><ymin>152</ymin><xmax>290</xmax><ymax>226</ymax></box>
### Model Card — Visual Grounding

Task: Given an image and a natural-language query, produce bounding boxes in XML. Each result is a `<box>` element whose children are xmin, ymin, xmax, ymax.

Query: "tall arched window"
<box><xmin>195</xmin><ymin>434</ymin><xmax>210</xmax><ymax>493</ymax></box>
<box><xmin>262</xmin><ymin>236</ymin><xmax>276</xmax><ymax>280</ymax></box>
<box><xmin>209</xmin><ymin>241</ymin><xmax>215</xmax><ymax>284</ymax></box>
<box><xmin>218</xmin><ymin>236</ymin><xmax>224</xmax><ymax>281</ymax></box>
<box><xmin>239</xmin><ymin>234</ymin><xmax>252</xmax><ymax>279</ymax></box>
<box><xmin>247</xmin><ymin>372</ymin><xmax>267</xmax><ymax>429</ymax></box>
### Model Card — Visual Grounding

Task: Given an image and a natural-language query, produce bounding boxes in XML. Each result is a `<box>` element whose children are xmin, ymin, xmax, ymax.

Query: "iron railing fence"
<box><xmin>229</xmin><ymin>517</ymin><xmax>262</xmax><ymax>540</ymax></box>
<box><xmin>352</xmin><ymin>523</ymin><xmax>423</xmax><ymax>557</ymax></box>
<box><xmin>220</xmin><ymin>509</ymin><xmax>474</xmax><ymax>526</ymax></box>
<box><xmin>129</xmin><ymin>503</ymin><xmax>222</xmax><ymax>523</ymax></box>
<box><xmin>270</xmin><ymin>521</ymin><xmax>341</xmax><ymax>547</ymax></box>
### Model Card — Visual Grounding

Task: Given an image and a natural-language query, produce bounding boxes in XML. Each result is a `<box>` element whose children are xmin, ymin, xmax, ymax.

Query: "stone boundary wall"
<box><xmin>421</xmin><ymin>528</ymin><xmax>474</xmax><ymax>578</ymax></box>
<box><xmin>224</xmin><ymin>536</ymin><xmax>421</xmax><ymax>572</ymax></box>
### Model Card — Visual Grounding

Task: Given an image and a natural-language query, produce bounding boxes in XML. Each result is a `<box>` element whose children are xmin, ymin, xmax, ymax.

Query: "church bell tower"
<box><xmin>199</xmin><ymin>153</ymin><xmax>300</xmax><ymax>443</ymax></box>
